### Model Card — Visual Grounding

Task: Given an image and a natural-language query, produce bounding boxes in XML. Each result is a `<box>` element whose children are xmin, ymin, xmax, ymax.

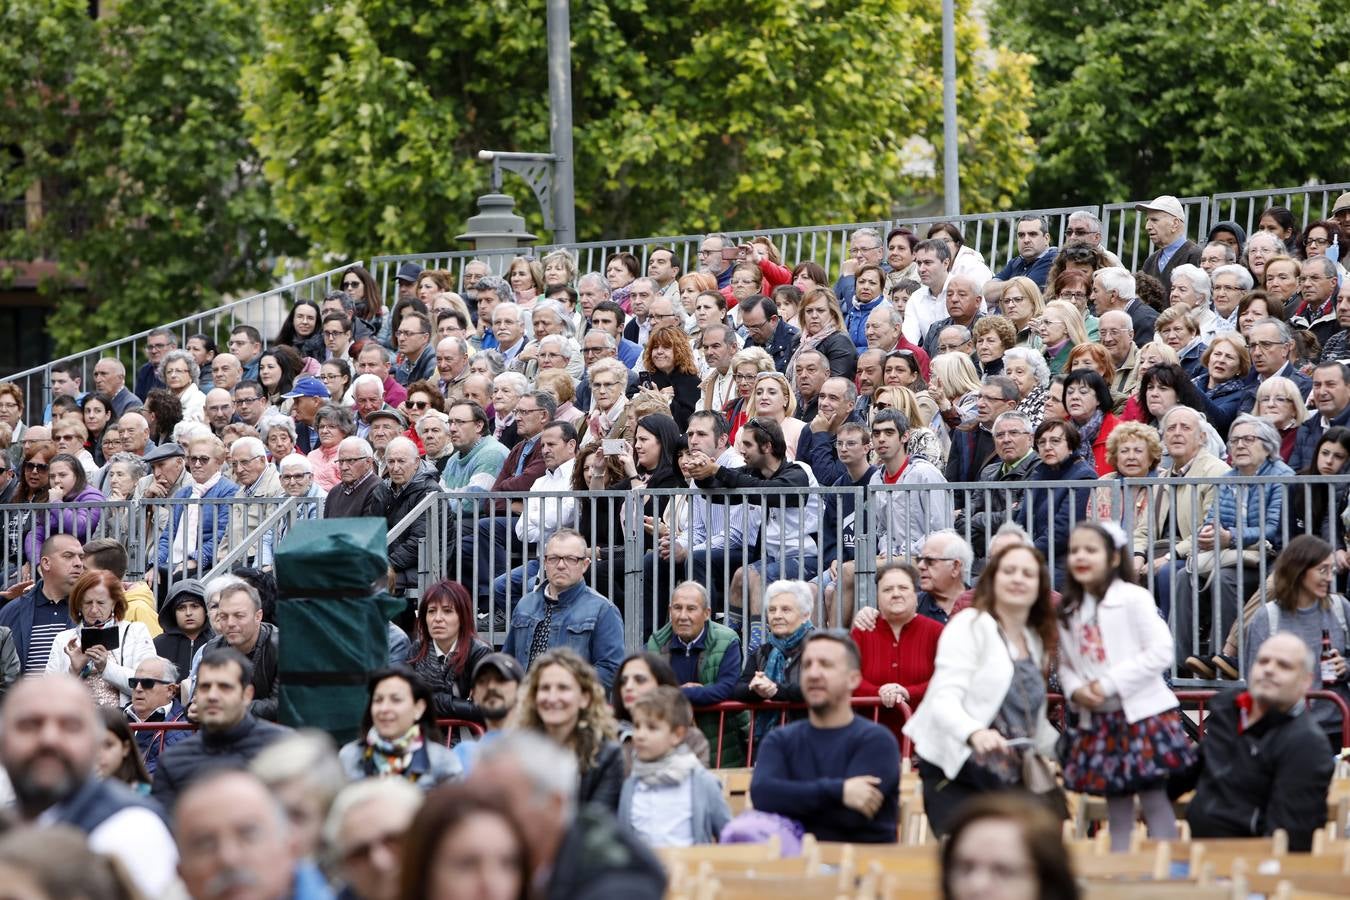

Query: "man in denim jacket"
<box><xmin>502</xmin><ymin>529</ymin><xmax>625</xmax><ymax>689</ymax></box>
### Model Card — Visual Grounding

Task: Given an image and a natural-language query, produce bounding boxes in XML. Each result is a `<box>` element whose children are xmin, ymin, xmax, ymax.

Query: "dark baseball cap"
<box><xmin>396</xmin><ymin>262</ymin><xmax>425</xmax><ymax>284</ymax></box>
<box><xmin>471</xmin><ymin>652</ymin><xmax>526</xmax><ymax>684</ymax></box>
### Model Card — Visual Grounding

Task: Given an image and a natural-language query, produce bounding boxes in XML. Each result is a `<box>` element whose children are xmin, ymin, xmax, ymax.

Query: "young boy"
<box><xmin>618</xmin><ymin>686</ymin><xmax>731</xmax><ymax>847</ymax></box>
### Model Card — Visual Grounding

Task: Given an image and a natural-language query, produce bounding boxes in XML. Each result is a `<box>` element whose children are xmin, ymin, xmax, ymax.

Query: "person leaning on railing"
<box><xmin>733</xmin><ymin>580</ymin><xmax>815</xmax><ymax>747</ymax></box>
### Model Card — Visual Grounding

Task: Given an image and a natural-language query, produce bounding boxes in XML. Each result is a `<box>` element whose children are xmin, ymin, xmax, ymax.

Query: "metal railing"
<box><xmin>1210</xmin><ymin>182</ymin><xmax>1350</xmax><ymax>242</ymax></box>
<box><xmin>1</xmin><ymin>262</ymin><xmax>357</xmax><ymax>422</ymax></box>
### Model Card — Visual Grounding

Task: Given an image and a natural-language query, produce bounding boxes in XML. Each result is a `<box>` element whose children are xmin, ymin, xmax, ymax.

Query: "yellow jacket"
<box><xmin>123</xmin><ymin>581</ymin><xmax>163</xmax><ymax>639</ymax></box>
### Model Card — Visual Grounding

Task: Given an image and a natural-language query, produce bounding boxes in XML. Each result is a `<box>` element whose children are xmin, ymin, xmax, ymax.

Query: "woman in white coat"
<box><xmin>1056</xmin><ymin>522</ymin><xmax>1195</xmax><ymax>852</ymax></box>
<box><xmin>46</xmin><ymin>570</ymin><xmax>156</xmax><ymax>708</ymax></box>
<box><xmin>903</xmin><ymin>542</ymin><xmax>1060</xmax><ymax>836</ymax></box>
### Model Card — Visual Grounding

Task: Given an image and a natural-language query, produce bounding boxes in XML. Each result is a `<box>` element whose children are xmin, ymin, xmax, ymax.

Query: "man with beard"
<box><xmin>0</xmin><ymin>674</ymin><xmax>178</xmax><ymax>896</ymax></box>
<box><xmin>452</xmin><ymin>652</ymin><xmax>525</xmax><ymax>774</ymax></box>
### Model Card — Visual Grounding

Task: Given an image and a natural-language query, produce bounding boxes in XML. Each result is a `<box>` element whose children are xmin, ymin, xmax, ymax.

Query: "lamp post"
<box><xmin>941</xmin><ymin>0</ymin><xmax>960</xmax><ymax>217</ymax></box>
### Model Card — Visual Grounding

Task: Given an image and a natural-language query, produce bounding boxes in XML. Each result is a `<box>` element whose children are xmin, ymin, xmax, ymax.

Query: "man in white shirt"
<box><xmin>901</xmin><ymin>239</ymin><xmax>952</xmax><ymax>344</ymax></box>
<box><xmin>492</xmin><ymin>421</ymin><xmax>580</xmax><ymax>607</ymax></box>
<box><xmin>0</xmin><ymin>675</ymin><xmax>178</xmax><ymax>897</ymax></box>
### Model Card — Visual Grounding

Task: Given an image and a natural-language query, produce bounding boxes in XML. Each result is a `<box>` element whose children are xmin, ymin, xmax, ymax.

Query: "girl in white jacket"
<box><xmin>1058</xmin><ymin>522</ymin><xmax>1195</xmax><ymax>852</ymax></box>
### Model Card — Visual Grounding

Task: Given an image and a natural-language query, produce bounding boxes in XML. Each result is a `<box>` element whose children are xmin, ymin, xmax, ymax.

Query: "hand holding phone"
<box><xmin>602</xmin><ymin>439</ymin><xmax>626</xmax><ymax>456</ymax></box>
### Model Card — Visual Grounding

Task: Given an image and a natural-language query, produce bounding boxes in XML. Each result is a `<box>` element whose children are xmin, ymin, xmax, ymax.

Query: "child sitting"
<box><xmin>618</xmin><ymin>686</ymin><xmax>731</xmax><ymax>847</ymax></box>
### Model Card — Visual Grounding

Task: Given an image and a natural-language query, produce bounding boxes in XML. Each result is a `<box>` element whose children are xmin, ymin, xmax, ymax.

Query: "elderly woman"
<box><xmin>260</xmin><ymin>414</ymin><xmax>298</xmax><ymax>465</ymax></box>
<box><xmin>46</xmin><ymin>570</ymin><xmax>156</xmax><ymax>707</ymax></box>
<box><xmin>535</xmin><ymin>369</ymin><xmax>585</xmax><ymax>429</ymax></box>
<box><xmin>1156</xmin><ymin>306</ymin><xmax>1207</xmax><ymax>379</ymax></box>
<box><xmin>721</xmin><ymin>347</ymin><xmax>776</xmax><ymax>444</ymax></box>
<box><xmin>160</xmin><ymin>349</ymin><xmax>205</xmax><ymax>423</ymax></box>
<box><xmin>605</xmin><ymin>251</ymin><xmax>640</xmax><ymax>312</ymax></box>
<box><xmin>581</xmin><ymin>358</ymin><xmax>632</xmax><ymax>449</ymax></box>
<box><xmin>507</xmin><ymin>256</ymin><xmax>545</xmax><ymax>307</ymax></box>
<box><xmin>733</xmin><ymin>580</ymin><xmax>815</xmax><ymax>746</ymax></box>
<box><xmin>903</xmin><ymin>543</ymin><xmax>1059</xmax><ymax>836</ymax></box>
<box><xmin>637</xmin><ymin>325</ymin><xmax>701</xmax><ymax>430</ymax></box>
<box><xmin>1254</xmin><ymin>374</ymin><xmax>1309</xmax><ymax>462</ymax></box>
<box><xmin>1244</xmin><ymin>231</ymin><xmax>1286</xmax><ymax>285</ymax></box>
<box><xmin>1038</xmin><ymin>299</ymin><xmax>1088</xmax><ymax>375</ymax></box>
<box><xmin>1061</xmin><ymin>370</ymin><xmax>1119</xmax><ymax>475</ymax></box>
<box><xmin>468</xmin><ymin>348</ymin><xmax>506</xmax><ymax>379</ymax></box>
<box><xmin>307</xmin><ymin>403</ymin><xmax>354</xmax><ymax>491</ymax></box>
<box><xmin>972</xmin><ymin>315</ymin><xmax>1016</xmax><ymax>377</ymax></box>
<box><xmin>542</xmin><ymin>248</ymin><xmax>578</xmax><ymax>289</ymax></box>
<box><xmin>1262</xmin><ymin>256</ymin><xmax>1301</xmax><ymax>308</ymax></box>
<box><xmin>1047</xmin><ymin>269</ymin><xmax>1098</xmax><ymax>340</ymax></box>
<box><xmin>1092</xmin><ymin>420</ymin><xmax>1163</xmax><ymax>524</ymax></box>
<box><xmin>998</xmin><ymin>276</ymin><xmax>1045</xmax><ymax>349</ymax></box>
<box><xmin>851</xmin><ymin>562</ymin><xmax>943</xmax><ymax>743</ymax></box>
<box><xmin>1003</xmin><ymin>347</ymin><xmax>1051</xmax><ymax>429</ymax></box>
<box><xmin>490</xmin><ymin>371</ymin><xmax>528</xmax><ymax>447</ymax></box>
<box><xmin>1179</xmin><ymin>414</ymin><xmax>1294</xmax><ymax>678</ymax></box>
<box><xmin>1168</xmin><ymin>263</ymin><xmax>1215</xmax><ymax>334</ymax></box>
<box><xmin>1193</xmin><ymin>332</ymin><xmax>1253</xmax><ymax>437</ymax></box>
<box><xmin>791</xmin><ymin>287</ymin><xmax>858</xmax><ymax>380</ymax></box>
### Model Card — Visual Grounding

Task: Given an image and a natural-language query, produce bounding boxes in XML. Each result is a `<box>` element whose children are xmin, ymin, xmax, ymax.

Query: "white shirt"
<box><xmin>630</xmin><ymin>780</ymin><xmax>695</xmax><ymax>848</ymax></box>
<box><xmin>37</xmin><ymin>804</ymin><xmax>179</xmax><ymax>897</ymax></box>
<box><xmin>515</xmin><ymin>459</ymin><xmax>578</xmax><ymax>544</ymax></box>
<box><xmin>902</xmin><ymin>286</ymin><xmax>943</xmax><ymax>344</ymax></box>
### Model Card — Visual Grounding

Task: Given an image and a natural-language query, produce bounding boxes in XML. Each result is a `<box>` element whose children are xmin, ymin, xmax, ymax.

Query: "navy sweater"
<box><xmin>750</xmin><ymin>715</ymin><xmax>900</xmax><ymax>843</ymax></box>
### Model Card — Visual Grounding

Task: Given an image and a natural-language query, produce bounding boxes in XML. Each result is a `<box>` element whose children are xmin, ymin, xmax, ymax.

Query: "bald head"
<box><xmin>204</xmin><ymin>388</ymin><xmax>235</xmax><ymax>430</ymax></box>
<box><xmin>0</xmin><ymin>675</ymin><xmax>101</xmax><ymax>817</ymax></box>
<box><xmin>211</xmin><ymin>353</ymin><xmax>243</xmax><ymax>392</ymax></box>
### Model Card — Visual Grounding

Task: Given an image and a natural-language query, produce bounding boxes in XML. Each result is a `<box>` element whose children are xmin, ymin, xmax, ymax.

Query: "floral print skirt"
<box><xmin>1060</xmin><ymin>708</ymin><xmax>1196</xmax><ymax>796</ymax></box>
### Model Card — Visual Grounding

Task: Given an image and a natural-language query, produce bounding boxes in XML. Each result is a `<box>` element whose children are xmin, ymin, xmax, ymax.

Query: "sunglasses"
<box><xmin>128</xmin><ymin>677</ymin><xmax>174</xmax><ymax>690</ymax></box>
<box><xmin>24</xmin><ymin>462</ymin><xmax>49</xmax><ymax>472</ymax></box>
<box><xmin>187</xmin><ymin>455</ymin><xmax>213</xmax><ymax>466</ymax></box>
<box><xmin>406</xmin><ymin>400</ymin><xmax>431</xmax><ymax>410</ymax></box>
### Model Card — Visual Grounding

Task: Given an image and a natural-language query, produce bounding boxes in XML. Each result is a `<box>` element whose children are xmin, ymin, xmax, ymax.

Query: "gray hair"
<box><xmin>582</xmin><ymin>330</ymin><xmax>617</xmax><ymax>350</ymax></box>
<box><xmin>763</xmin><ymin>579</ymin><xmax>815</xmax><ymax>618</ymax></box>
<box><xmin>1228</xmin><ymin>413</ymin><xmax>1281</xmax><ymax>459</ymax></box>
<box><xmin>630</xmin><ymin>276</ymin><xmax>661</xmax><ymax>296</ymax></box>
<box><xmin>1251</xmin><ymin>316</ymin><xmax>1293</xmax><ymax>343</ymax></box>
<box><xmin>540</xmin><ymin>249</ymin><xmax>578</xmax><ymax>283</ymax></box>
<box><xmin>384</xmin><ymin>435</ymin><xmax>419</xmax><ymax>460</ymax></box>
<box><xmin>96</xmin><ymin>356</ymin><xmax>127</xmax><ymax>377</ymax></box>
<box><xmin>823</xmin><ymin>376</ymin><xmax>858</xmax><ymax>406</ymax></box>
<box><xmin>141</xmin><ymin>657</ymin><xmax>180</xmax><ymax>682</ymax></box>
<box><xmin>1245</xmin><ymin>231</ymin><xmax>1285</xmax><ymax>263</ymax></box>
<box><xmin>870</xmin><ymin>304</ymin><xmax>904</xmax><ymax>328</ymax></box>
<box><xmin>1002</xmin><ymin>347</ymin><xmax>1051</xmax><ymax>388</ymax></box>
<box><xmin>313</xmin><ymin>403</ymin><xmax>356</xmax><ymax>435</ymax></box>
<box><xmin>230</xmin><ymin>436</ymin><xmax>267</xmax><ymax>459</ymax></box>
<box><xmin>279</xmin><ymin>453</ymin><xmax>313</xmax><ymax>475</ymax></box>
<box><xmin>259</xmin><ymin>414</ymin><xmax>297</xmax><ymax>441</ymax></box>
<box><xmin>1203</xmin><ymin>241</ymin><xmax>1237</xmax><ymax>265</ymax></box>
<box><xmin>1160</xmin><ymin>404</ymin><xmax>1204</xmax><ymax>432</ymax></box>
<box><xmin>1096</xmin><ymin>266</ymin><xmax>1137</xmax><ymax>300</ymax></box>
<box><xmin>147</xmin><ymin>327</ymin><xmax>178</xmax><ymax>346</ymax></box>
<box><xmin>492</xmin><ymin>301</ymin><xmax>523</xmax><ymax>325</ymax></box>
<box><xmin>158</xmin><ymin>348</ymin><xmax>200</xmax><ymax>383</ymax></box>
<box><xmin>108</xmin><ymin>451</ymin><xmax>147</xmax><ymax>480</ymax></box>
<box><xmin>992</xmin><ymin>410</ymin><xmax>1034</xmax><ymax>433</ymax></box>
<box><xmin>358</xmin><ymin>343</ymin><xmax>393</xmax><ymax>365</ymax></box>
<box><xmin>850</xmin><ymin>227</ymin><xmax>882</xmax><ymax>245</ymax></box>
<box><xmin>437</xmin><ymin>334</ymin><xmax>469</xmax><ymax>358</ymax></box>
<box><xmin>323</xmin><ymin>290</ymin><xmax>355</xmax><ymax>315</ymax></box>
<box><xmin>337</xmin><ymin>436</ymin><xmax>373</xmax><ymax>460</ymax></box>
<box><xmin>476</xmin><ymin>730</ymin><xmax>579</xmax><ymax>813</ymax></box>
<box><xmin>1211</xmin><ymin>264</ymin><xmax>1255</xmax><ymax>292</ymax></box>
<box><xmin>982</xmin><ymin>375</ymin><xmax>1020</xmax><ymax>402</ymax></box>
<box><xmin>472</xmin><ymin>349</ymin><xmax>507</xmax><ymax>377</ymax></box>
<box><xmin>673</xmin><ymin>580</ymin><xmax>710</xmax><ymax>609</ymax></box>
<box><xmin>704</xmin><ymin>232</ymin><xmax>734</xmax><ymax>250</ymax></box>
<box><xmin>1306</xmin><ymin>255</ymin><xmax>1338</xmax><ymax>279</ymax></box>
<box><xmin>415</xmin><ymin>409</ymin><xmax>449</xmax><ymax>437</ymax></box>
<box><xmin>351</xmin><ymin>374</ymin><xmax>384</xmax><ymax>397</ymax></box>
<box><xmin>250</xmin><ymin>732</ymin><xmax>347</xmax><ymax>826</ymax></box>
<box><xmin>525</xmin><ymin>390</ymin><xmax>558</xmax><ymax>419</ymax></box>
<box><xmin>476</xmin><ymin>274</ymin><xmax>515</xmax><ymax>304</ymax></box>
<box><xmin>1170</xmin><ymin>264</ymin><xmax>1211</xmax><ymax>300</ymax></box>
<box><xmin>322</xmin><ymin>779</ymin><xmax>423</xmax><ymax>856</ymax></box>
<box><xmin>1067</xmin><ymin>210</ymin><xmax>1102</xmax><ymax>231</ymax></box>
<box><xmin>493</xmin><ymin>371</ymin><xmax>528</xmax><ymax>394</ymax></box>
<box><xmin>923</xmin><ymin>529</ymin><xmax>975</xmax><ymax>585</ymax></box>
<box><xmin>531</xmin><ymin>299</ymin><xmax>574</xmax><ymax>337</ymax></box>
<box><xmin>939</xmin><ymin>324</ymin><xmax>972</xmax><ymax>345</ymax></box>
<box><xmin>577</xmin><ymin>272</ymin><xmax>611</xmax><ymax>297</ymax></box>
<box><xmin>992</xmin><ymin>522</ymin><xmax>1034</xmax><ymax>546</ymax></box>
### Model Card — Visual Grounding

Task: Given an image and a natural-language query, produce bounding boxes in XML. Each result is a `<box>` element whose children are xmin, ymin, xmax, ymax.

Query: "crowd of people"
<box><xmin>0</xmin><ymin>194</ymin><xmax>1348</xmax><ymax>894</ymax></box>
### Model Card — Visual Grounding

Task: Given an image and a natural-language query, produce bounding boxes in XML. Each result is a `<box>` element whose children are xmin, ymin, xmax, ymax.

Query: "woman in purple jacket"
<box><xmin>25</xmin><ymin>452</ymin><xmax>104</xmax><ymax>563</ymax></box>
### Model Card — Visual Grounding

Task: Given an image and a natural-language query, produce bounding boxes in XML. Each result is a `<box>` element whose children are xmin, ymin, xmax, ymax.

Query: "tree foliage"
<box><xmin>241</xmin><ymin>0</ymin><xmax>1037</xmax><ymax>256</ymax></box>
<box><xmin>989</xmin><ymin>0</ymin><xmax>1350</xmax><ymax>206</ymax></box>
<box><xmin>0</xmin><ymin>0</ymin><xmax>300</xmax><ymax>354</ymax></box>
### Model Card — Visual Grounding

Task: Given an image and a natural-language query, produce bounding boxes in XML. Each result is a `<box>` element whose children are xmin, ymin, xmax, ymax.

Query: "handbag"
<box><xmin>998</xmin><ymin>623</ymin><xmax>1071</xmax><ymax>820</ymax></box>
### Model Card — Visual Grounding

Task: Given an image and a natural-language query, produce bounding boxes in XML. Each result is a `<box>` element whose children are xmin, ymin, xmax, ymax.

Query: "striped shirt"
<box><xmin>25</xmin><ymin>595</ymin><xmax>72</xmax><ymax>673</ymax></box>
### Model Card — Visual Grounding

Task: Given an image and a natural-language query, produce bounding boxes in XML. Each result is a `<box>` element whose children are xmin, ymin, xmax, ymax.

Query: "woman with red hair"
<box><xmin>407</xmin><ymin>580</ymin><xmax>492</xmax><ymax>722</ymax></box>
<box><xmin>45</xmin><ymin>569</ymin><xmax>155</xmax><ymax>707</ymax></box>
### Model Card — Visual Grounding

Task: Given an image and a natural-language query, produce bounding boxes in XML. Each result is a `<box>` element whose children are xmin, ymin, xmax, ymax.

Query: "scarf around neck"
<box><xmin>631</xmin><ymin>746</ymin><xmax>701</xmax><ymax>787</ymax></box>
<box><xmin>363</xmin><ymin>724</ymin><xmax>423</xmax><ymax>777</ymax></box>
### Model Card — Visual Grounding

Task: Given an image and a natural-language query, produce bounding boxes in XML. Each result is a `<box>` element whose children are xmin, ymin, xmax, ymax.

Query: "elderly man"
<box><xmin>118</xmin><ymin>410</ymin><xmax>153</xmax><ymax>456</ymax></box>
<box><xmin>210</xmin><ymin>352</ymin><xmax>244</xmax><ymax>394</ymax></box>
<box><xmin>492</xmin><ymin>302</ymin><xmax>529</xmax><ymax>362</ymax></box>
<box><xmin>946</xmin><ymin>375</ymin><xmax>1017</xmax><ymax>484</ymax></box>
<box><xmin>435</xmin><ymin>334</ymin><xmax>470</xmax><ymax>400</ymax></box>
<box><xmin>1093</xmin><ymin>265</ymin><xmax>1156</xmax><ymax>346</ymax></box>
<box><xmin>646</xmin><ymin>581</ymin><xmax>748</xmax><ymax>766</ymax></box>
<box><xmin>473</xmin><ymin>274</ymin><xmax>513</xmax><ymax>350</ymax></box>
<box><xmin>902</xmin><ymin>238</ymin><xmax>952</xmax><ymax>344</ymax></box>
<box><xmin>1210</xmin><ymin>263</ymin><xmax>1253</xmax><ymax>336</ymax></box>
<box><xmin>350</xmin><ymin>373</ymin><xmax>386</xmax><ymax>438</ymax></box>
<box><xmin>125</xmin><ymin>656</ymin><xmax>190</xmax><ymax>773</ymax></box>
<box><xmin>911</xmin><ymin>529</ymin><xmax>975</xmax><ymax>625</ymax></box>
<box><xmin>203</xmin><ymin>387</ymin><xmax>237</xmax><ymax>435</ymax></box>
<box><xmin>622</xmin><ymin>277</ymin><xmax>661</xmax><ymax>347</ymax></box>
<box><xmin>155</xmin><ymin>435</ymin><xmax>238</xmax><ymax>591</ymax></box>
<box><xmin>1293</xmin><ymin>255</ymin><xmax>1339</xmax><ymax>345</ymax></box>
<box><xmin>93</xmin><ymin>357</ymin><xmax>143</xmax><ymax>416</ymax></box>
<box><xmin>473</xmin><ymin>731</ymin><xmax>666</xmax><ymax>900</ymax></box>
<box><xmin>1</xmin><ymin>675</ymin><xmax>177</xmax><ymax>896</ymax></box>
<box><xmin>325</xmin><ymin>779</ymin><xmax>425</xmax><ymax>900</ymax></box>
<box><xmin>227</xmin><ymin>435</ymin><xmax>282</xmax><ymax>567</ymax></box>
<box><xmin>957</xmin><ymin>410</ymin><xmax>1038</xmax><ymax>558</ymax></box>
<box><xmin>1064</xmin><ymin>210</ymin><xmax>1122</xmax><ymax>266</ymax></box>
<box><xmin>393</xmin><ymin>310</ymin><xmax>436</xmax><ymax>386</ymax></box>
<box><xmin>1246</xmin><ymin>317</ymin><xmax>1313</xmax><ymax>403</ymax></box>
<box><xmin>1200</xmin><ymin>240</ymin><xmax>1236</xmax><ymax>274</ymax></box>
<box><xmin>324</xmin><ymin>435</ymin><xmax>387</xmax><ymax>518</ymax></box>
<box><xmin>174</xmin><ymin>769</ymin><xmax>321</xmax><ymax>900</ymax></box>
<box><xmin>750</xmin><ymin>632</ymin><xmax>900</xmax><ymax>843</ymax></box>
<box><xmin>739</xmin><ymin>294</ymin><xmax>800</xmax><ymax>373</ymax></box>
<box><xmin>366</xmin><ymin>408</ymin><xmax>405</xmax><ymax>472</ymax></box>
<box><xmin>1289</xmin><ymin>361</ymin><xmax>1350</xmax><ymax>471</ymax></box>
<box><xmin>1180</xmin><ymin>633</ymin><xmax>1335</xmax><ymax>851</ymax></box>
<box><xmin>697</xmin><ymin>323</ymin><xmax>740</xmax><ymax>412</ymax></box>
<box><xmin>577</xmin><ymin>271</ymin><xmax>611</xmax><ymax>321</ymax></box>
<box><xmin>383</xmin><ymin>436</ymin><xmax>440</xmax><ymax>593</ymax></box>
<box><xmin>1168</xmin><ymin>263</ymin><xmax>1217</xmax><ymax>341</ymax></box>
<box><xmin>1319</xmin><ymin>278</ymin><xmax>1350</xmax><ymax>364</ymax></box>
<box><xmin>1138</xmin><ymin>195</ymin><xmax>1203</xmax><ymax>294</ymax></box>
<box><xmin>1095</xmin><ymin>309</ymin><xmax>1140</xmax><ymax>406</ymax></box>
<box><xmin>794</xmin><ymin>349</ymin><xmax>831</xmax><ymax>422</ymax></box>
<box><xmin>501</xmin><ymin>529</ymin><xmax>625</xmax><ymax>689</ymax></box>
<box><xmin>356</xmin><ymin>342</ymin><xmax>408</xmax><ymax>408</ymax></box>
<box><xmin>1132</xmin><ymin>406</ymin><xmax>1229</xmax><ymax>619</ymax></box>
<box><xmin>994</xmin><ymin>214</ymin><xmax>1058</xmax><ymax>289</ymax></box>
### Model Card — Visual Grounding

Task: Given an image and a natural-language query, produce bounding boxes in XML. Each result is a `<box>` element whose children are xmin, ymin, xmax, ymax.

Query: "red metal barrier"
<box><xmin>694</xmin><ymin>697</ymin><xmax>913</xmax><ymax>767</ymax></box>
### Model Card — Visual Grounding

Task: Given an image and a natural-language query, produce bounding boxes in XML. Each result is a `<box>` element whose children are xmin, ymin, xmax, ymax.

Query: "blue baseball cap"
<box><xmin>280</xmin><ymin>376</ymin><xmax>329</xmax><ymax>400</ymax></box>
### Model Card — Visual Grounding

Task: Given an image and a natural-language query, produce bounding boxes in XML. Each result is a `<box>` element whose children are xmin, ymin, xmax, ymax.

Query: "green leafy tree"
<box><xmin>242</xmin><ymin>0</ymin><xmax>1037</xmax><ymax>256</ymax></box>
<box><xmin>0</xmin><ymin>0</ymin><xmax>300</xmax><ymax>354</ymax></box>
<box><xmin>990</xmin><ymin>0</ymin><xmax>1350</xmax><ymax>206</ymax></box>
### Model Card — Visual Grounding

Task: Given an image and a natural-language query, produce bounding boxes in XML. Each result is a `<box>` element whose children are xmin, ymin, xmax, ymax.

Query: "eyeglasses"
<box><xmin>994</xmin><ymin>429</ymin><xmax>1031</xmax><ymax>439</ymax></box>
<box><xmin>341</xmin><ymin>279</ymin><xmax>362</xmax><ymax>289</ymax></box>
<box><xmin>234</xmin><ymin>396</ymin><xmax>264</xmax><ymax>405</ymax></box>
<box><xmin>322</xmin><ymin>329</ymin><xmax>347</xmax><ymax>338</ymax></box>
<box><xmin>915</xmin><ymin>555</ymin><xmax>955</xmax><ymax>566</ymax></box>
<box><xmin>733</xmin><ymin>373</ymin><xmax>758</xmax><ymax>383</ymax></box>
<box><xmin>280</xmin><ymin>472</ymin><xmax>311</xmax><ymax>482</ymax></box>
<box><xmin>1056</xmin><ymin>291</ymin><xmax>1088</xmax><ymax>301</ymax></box>
<box><xmin>591</xmin><ymin>380</ymin><xmax>621</xmax><ymax>390</ymax></box>
<box><xmin>516</xmin><ymin>406</ymin><xmax>544</xmax><ymax>416</ymax></box>
<box><xmin>406</xmin><ymin>400</ymin><xmax>431</xmax><ymax>410</ymax></box>
<box><xmin>582</xmin><ymin>346</ymin><xmax>608</xmax><ymax>355</ymax></box>
<box><xmin>1305</xmin><ymin>236</ymin><xmax>1329</xmax><ymax>247</ymax></box>
<box><xmin>318</xmin><ymin>373</ymin><xmax>341</xmax><ymax>382</ymax></box>
<box><xmin>1249</xmin><ymin>339</ymin><xmax>1290</xmax><ymax>351</ymax></box>
<box><xmin>23</xmin><ymin>462</ymin><xmax>47</xmax><ymax>472</ymax></box>
<box><xmin>147</xmin><ymin>342</ymin><xmax>171</xmax><ymax>352</ymax></box>
<box><xmin>1097</xmin><ymin>328</ymin><xmax>1130</xmax><ymax>337</ymax></box>
<box><xmin>1230</xmin><ymin>434</ymin><xmax>1262</xmax><ymax>446</ymax></box>
<box><xmin>187</xmin><ymin>455</ymin><xmax>213</xmax><ymax>466</ymax></box>
<box><xmin>544</xmin><ymin>554</ymin><xmax>589</xmax><ymax>566</ymax></box>
<box><xmin>128</xmin><ymin>677</ymin><xmax>173</xmax><ymax>690</ymax></box>
<box><xmin>231</xmin><ymin>454</ymin><xmax>265</xmax><ymax>464</ymax></box>
<box><xmin>395</xmin><ymin>329</ymin><xmax>427</xmax><ymax>338</ymax></box>
<box><xmin>336</xmin><ymin>457</ymin><xmax>369</xmax><ymax>466</ymax></box>
<box><xmin>850</xmin><ymin>245</ymin><xmax>881</xmax><ymax>256</ymax></box>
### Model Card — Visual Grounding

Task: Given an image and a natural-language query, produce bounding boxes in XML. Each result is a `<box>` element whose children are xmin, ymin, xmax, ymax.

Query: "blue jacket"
<box><xmin>1013</xmin><ymin>456</ymin><xmax>1098</xmax><ymax>570</ymax></box>
<box><xmin>1210</xmin><ymin>458</ymin><xmax>1294</xmax><ymax>552</ymax></box>
<box><xmin>749</xmin><ymin>320</ymin><xmax>800</xmax><ymax>374</ymax></box>
<box><xmin>995</xmin><ymin>247</ymin><xmax>1059</xmax><ymax>290</ymax></box>
<box><xmin>0</xmin><ymin>582</ymin><xmax>74</xmax><ymax>666</ymax></box>
<box><xmin>1194</xmin><ymin>373</ymin><xmax>1252</xmax><ymax>439</ymax></box>
<box><xmin>841</xmin><ymin>294</ymin><xmax>889</xmax><ymax>352</ymax></box>
<box><xmin>1290</xmin><ymin>402</ymin><xmax>1350</xmax><ymax>472</ymax></box>
<box><xmin>503</xmin><ymin>580</ymin><xmax>625</xmax><ymax>689</ymax></box>
<box><xmin>156</xmin><ymin>478</ymin><xmax>239</xmax><ymax>571</ymax></box>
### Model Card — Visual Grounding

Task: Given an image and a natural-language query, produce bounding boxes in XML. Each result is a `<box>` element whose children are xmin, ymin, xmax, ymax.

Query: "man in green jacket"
<box><xmin>646</xmin><ymin>581</ymin><xmax>748</xmax><ymax>767</ymax></box>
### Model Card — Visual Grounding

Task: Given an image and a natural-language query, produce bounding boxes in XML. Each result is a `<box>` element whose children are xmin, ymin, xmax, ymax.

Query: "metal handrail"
<box><xmin>197</xmin><ymin>497</ymin><xmax>303</xmax><ymax>584</ymax></box>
